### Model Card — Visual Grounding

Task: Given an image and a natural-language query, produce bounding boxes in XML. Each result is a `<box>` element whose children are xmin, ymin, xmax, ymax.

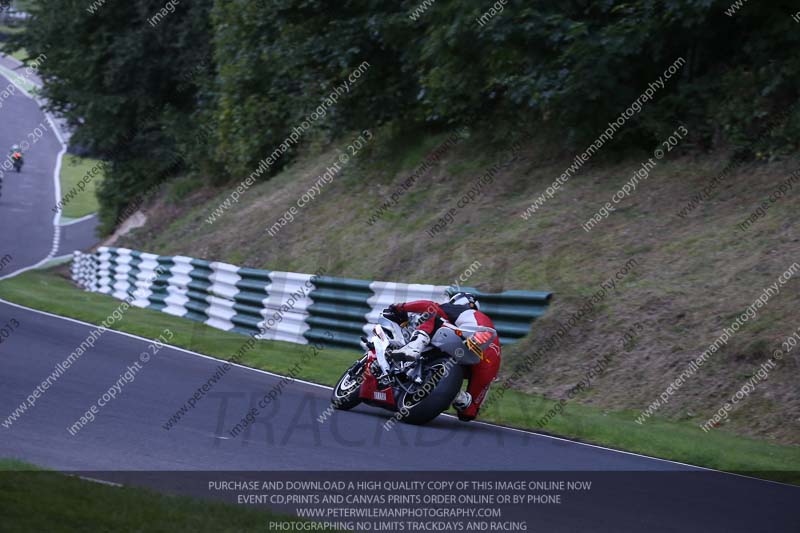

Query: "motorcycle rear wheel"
<box><xmin>397</xmin><ymin>358</ymin><xmax>463</xmax><ymax>425</ymax></box>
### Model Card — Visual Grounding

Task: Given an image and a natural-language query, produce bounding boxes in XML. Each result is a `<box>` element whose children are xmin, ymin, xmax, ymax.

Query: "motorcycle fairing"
<box><xmin>358</xmin><ymin>352</ymin><xmax>397</xmax><ymax>409</ymax></box>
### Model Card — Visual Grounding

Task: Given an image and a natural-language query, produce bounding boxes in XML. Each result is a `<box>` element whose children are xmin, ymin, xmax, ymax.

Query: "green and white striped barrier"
<box><xmin>71</xmin><ymin>247</ymin><xmax>552</xmax><ymax>349</ymax></box>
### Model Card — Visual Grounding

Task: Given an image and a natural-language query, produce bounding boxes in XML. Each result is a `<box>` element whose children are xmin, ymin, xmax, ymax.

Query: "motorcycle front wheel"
<box><xmin>331</xmin><ymin>358</ymin><xmax>365</xmax><ymax>411</ymax></box>
<box><xmin>397</xmin><ymin>358</ymin><xmax>463</xmax><ymax>425</ymax></box>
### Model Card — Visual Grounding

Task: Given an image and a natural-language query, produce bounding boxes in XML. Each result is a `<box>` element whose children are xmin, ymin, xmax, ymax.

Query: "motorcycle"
<box><xmin>331</xmin><ymin>314</ymin><xmax>497</xmax><ymax>425</ymax></box>
<box><xmin>11</xmin><ymin>151</ymin><xmax>23</xmax><ymax>173</ymax></box>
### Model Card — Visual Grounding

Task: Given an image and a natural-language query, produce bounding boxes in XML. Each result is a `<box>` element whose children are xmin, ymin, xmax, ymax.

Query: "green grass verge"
<box><xmin>0</xmin><ymin>22</ymin><xmax>30</xmax><ymax>63</ymax></box>
<box><xmin>0</xmin><ymin>62</ymin><xmax>36</xmax><ymax>94</ymax></box>
<box><xmin>0</xmin><ymin>459</ymin><xmax>340</xmax><ymax>532</ymax></box>
<box><xmin>13</xmin><ymin>0</ymin><xmax>37</xmax><ymax>11</ymax></box>
<box><xmin>0</xmin><ymin>268</ymin><xmax>357</xmax><ymax>384</ymax></box>
<box><xmin>0</xmin><ymin>19</ymin><xmax>28</xmax><ymax>63</ymax></box>
<box><xmin>0</xmin><ymin>24</ymin><xmax>26</xmax><ymax>36</ymax></box>
<box><xmin>8</xmin><ymin>47</ymin><xmax>29</xmax><ymax>63</ymax></box>
<box><xmin>1</xmin><ymin>268</ymin><xmax>798</xmax><ymax>484</ymax></box>
<box><xmin>58</xmin><ymin>154</ymin><xmax>105</xmax><ymax>219</ymax></box>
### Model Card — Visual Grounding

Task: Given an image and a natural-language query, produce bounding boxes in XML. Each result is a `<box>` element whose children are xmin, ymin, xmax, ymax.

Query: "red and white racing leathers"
<box><xmin>394</xmin><ymin>300</ymin><xmax>501</xmax><ymax>421</ymax></box>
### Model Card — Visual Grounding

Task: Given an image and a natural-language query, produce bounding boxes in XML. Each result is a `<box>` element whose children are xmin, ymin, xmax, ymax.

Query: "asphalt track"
<box><xmin>0</xmin><ymin>64</ymin><xmax>797</xmax><ymax>532</ymax></box>
<box><xmin>0</xmin><ymin>56</ymin><xmax>95</xmax><ymax>272</ymax></box>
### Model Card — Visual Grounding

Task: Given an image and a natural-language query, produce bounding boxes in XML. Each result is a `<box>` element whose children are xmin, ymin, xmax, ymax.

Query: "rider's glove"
<box><xmin>382</xmin><ymin>304</ymin><xmax>408</xmax><ymax>324</ymax></box>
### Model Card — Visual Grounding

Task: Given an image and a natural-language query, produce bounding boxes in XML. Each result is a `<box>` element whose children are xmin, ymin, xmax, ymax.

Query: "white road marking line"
<box><xmin>73</xmin><ymin>475</ymin><xmax>124</xmax><ymax>488</ymax></box>
<box><xmin>60</xmin><ymin>213</ymin><xmax>97</xmax><ymax>226</ymax></box>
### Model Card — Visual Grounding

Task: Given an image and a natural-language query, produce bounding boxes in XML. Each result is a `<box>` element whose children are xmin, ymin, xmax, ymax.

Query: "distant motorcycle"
<box><xmin>11</xmin><ymin>151</ymin><xmax>23</xmax><ymax>173</ymax></box>
<box><xmin>331</xmin><ymin>314</ymin><xmax>497</xmax><ymax>425</ymax></box>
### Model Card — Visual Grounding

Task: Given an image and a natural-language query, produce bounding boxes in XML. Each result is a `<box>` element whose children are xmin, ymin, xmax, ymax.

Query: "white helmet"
<box><xmin>449</xmin><ymin>291</ymin><xmax>480</xmax><ymax>310</ymax></box>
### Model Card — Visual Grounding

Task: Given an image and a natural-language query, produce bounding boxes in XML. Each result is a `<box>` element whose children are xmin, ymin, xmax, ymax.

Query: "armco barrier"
<box><xmin>71</xmin><ymin>247</ymin><xmax>552</xmax><ymax>349</ymax></box>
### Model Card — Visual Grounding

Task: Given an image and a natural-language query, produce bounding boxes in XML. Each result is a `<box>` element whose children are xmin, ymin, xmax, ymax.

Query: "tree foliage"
<box><xmin>15</xmin><ymin>0</ymin><xmax>800</xmax><ymax>230</ymax></box>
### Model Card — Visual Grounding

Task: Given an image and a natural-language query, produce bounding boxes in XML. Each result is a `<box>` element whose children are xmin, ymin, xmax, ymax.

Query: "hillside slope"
<box><xmin>118</xmin><ymin>125</ymin><xmax>800</xmax><ymax>445</ymax></box>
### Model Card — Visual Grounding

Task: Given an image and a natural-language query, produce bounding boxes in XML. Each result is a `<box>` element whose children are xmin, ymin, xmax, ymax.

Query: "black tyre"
<box><xmin>331</xmin><ymin>359</ymin><xmax>365</xmax><ymax>411</ymax></box>
<box><xmin>397</xmin><ymin>358</ymin><xmax>464</xmax><ymax>425</ymax></box>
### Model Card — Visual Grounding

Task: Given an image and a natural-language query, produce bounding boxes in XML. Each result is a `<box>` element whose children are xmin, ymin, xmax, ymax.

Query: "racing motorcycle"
<box><xmin>331</xmin><ymin>314</ymin><xmax>497</xmax><ymax>425</ymax></box>
<box><xmin>11</xmin><ymin>151</ymin><xmax>23</xmax><ymax>173</ymax></box>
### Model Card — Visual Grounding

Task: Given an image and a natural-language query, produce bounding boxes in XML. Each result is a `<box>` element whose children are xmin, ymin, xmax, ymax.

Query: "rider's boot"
<box><xmin>393</xmin><ymin>330</ymin><xmax>430</xmax><ymax>362</ymax></box>
<box><xmin>452</xmin><ymin>391</ymin><xmax>472</xmax><ymax>411</ymax></box>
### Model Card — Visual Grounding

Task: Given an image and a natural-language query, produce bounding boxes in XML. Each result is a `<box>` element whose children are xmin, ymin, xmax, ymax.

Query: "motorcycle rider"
<box><xmin>8</xmin><ymin>144</ymin><xmax>23</xmax><ymax>170</ymax></box>
<box><xmin>382</xmin><ymin>292</ymin><xmax>501</xmax><ymax>422</ymax></box>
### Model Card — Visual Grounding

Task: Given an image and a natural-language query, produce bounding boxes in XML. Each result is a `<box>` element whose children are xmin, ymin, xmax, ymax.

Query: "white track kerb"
<box><xmin>71</xmin><ymin>247</ymin><xmax>551</xmax><ymax>349</ymax></box>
